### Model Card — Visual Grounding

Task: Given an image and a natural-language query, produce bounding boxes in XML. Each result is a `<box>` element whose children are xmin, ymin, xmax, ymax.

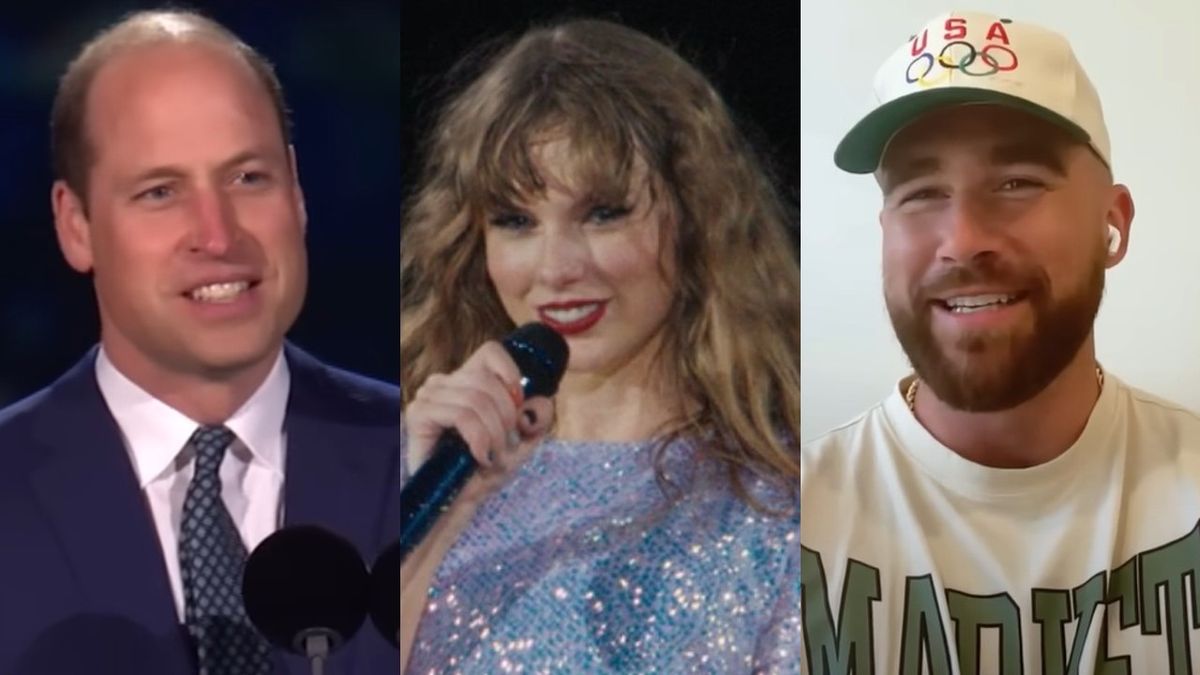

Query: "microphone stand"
<box><xmin>297</xmin><ymin>629</ymin><xmax>336</xmax><ymax>675</ymax></box>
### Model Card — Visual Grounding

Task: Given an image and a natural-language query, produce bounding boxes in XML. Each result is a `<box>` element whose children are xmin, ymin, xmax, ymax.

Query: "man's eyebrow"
<box><xmin>124</xmin><ymin>149</ymin><xmax>282</xmax><ymax>187</ymax></box>
<box><xmin>125</xmin><ymin>165</ymin><xmax>187</xmax><ymax>188</ymax></box>
<box><xmin>879</xmin><ymin>156</ymin><xmax>939</xmax><ymax>195</ymax></box>
<box><xmin>989</xmin><ymin>141</ymin><xmax>1067</xmax><ymax>175</ymax></box>
<box><xmin>878</xmin><ymin>139</ymin><xmax>1071</xmax><ymax>193</ymax></box>
<box><xmin>217</xmin><ymin>148</ymin><xmax>282</xmax><ymax>171</ymax></box>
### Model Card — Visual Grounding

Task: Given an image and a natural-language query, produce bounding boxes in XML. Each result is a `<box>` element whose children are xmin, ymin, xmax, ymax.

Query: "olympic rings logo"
<box><xmin>905</xmin><ymin>41</ymin><xmax>1018</xmax><ymax>86</ymax></box>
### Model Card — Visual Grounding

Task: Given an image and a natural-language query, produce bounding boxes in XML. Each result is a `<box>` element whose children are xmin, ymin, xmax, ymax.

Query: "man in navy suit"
<box><xmin>0</xmin><ymin>9</ymin><xmax>398</xmax><ymax>674</ymax></box>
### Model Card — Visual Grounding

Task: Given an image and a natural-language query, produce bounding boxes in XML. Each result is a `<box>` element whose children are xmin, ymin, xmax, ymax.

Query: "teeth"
<box><xmin>189</xmin><ymin>281</ymin><xmax>249</xmax><ymax>303</ymax></box>
<box><xmin>951</xmin><ymin>305</ymin><xmax>1001</xmax><ymax>314</ymax></box>
<box><xmin>943</xmin><ymin>293</ymin><xmax>1018</xmax><ymax>313</ymax></box>
<box><xmin>544</xmin><ymin>303</ymin><xmax>600</xmax><ymax>323</ymax></box>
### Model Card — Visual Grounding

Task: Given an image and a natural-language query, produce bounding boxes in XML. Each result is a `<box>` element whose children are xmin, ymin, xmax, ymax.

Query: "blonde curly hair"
<box><xmin>401</xmin><ymin>18</ymin><xmax>799</xmax><ymax>508</ymax></box>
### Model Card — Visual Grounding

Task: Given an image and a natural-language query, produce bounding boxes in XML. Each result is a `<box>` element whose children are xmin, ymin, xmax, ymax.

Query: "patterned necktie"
<box><xmin>179</xmin><ymin>425</ymin><xmax>273</xmax><ymax>675</ymax></box>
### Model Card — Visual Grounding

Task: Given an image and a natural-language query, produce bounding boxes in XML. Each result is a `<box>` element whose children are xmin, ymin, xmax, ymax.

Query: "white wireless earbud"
<box><xmin>1107</xmin><ymin>224</ymin><xmax>1121</xmax><ymax>255</ymax></box>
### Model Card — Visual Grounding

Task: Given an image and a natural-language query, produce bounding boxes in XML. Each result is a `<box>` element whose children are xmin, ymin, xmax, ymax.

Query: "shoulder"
<box><xmin>0</xmin><ymin>349</ymin><xmax>97</xmax><ymax>440</ymax></box>
<box><xmin>1120</xmin><ymin>379</ymin><xmax>1200</xmax><ymax>423</ymax></box>
<box><xmin>660</xmin><ymin>435</ymin><xmax>800</xmax><ymax>525</ymax></box>
<box><xmin>802</xmin><ymin>398</ymin><xmax>891</xmax><ymax>472</ymax></box>
<box><xmin>1115</xmin><ymin>376</ymin><xmax>1200</xmax><ymax>444</ymax></box>
<box><xmin>0</xmin><ymin>386</ymin><xmax>54</xmax><ymax>441</ymax></box>
<box><xmin>284</xmin><ymin>343</ymin><xmax>400</xmax><ymax>423</ymax></box>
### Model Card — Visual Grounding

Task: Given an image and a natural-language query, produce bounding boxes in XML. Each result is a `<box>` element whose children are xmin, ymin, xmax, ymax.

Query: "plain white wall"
<box><xmin>801</xmin><ymin>1</ymin><xmax>1200</xmax><ymax>441</ymax></box>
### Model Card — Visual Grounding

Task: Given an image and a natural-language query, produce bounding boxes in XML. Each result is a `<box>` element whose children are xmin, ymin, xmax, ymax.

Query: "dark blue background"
<box><xmin>0</xmin><ymin>0</ymin><xmax>402</xmax><ymax>405</ymax></box>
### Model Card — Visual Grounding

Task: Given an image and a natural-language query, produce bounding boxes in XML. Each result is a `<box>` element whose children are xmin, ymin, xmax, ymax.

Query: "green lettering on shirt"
<box><xmin>801</xmin><ymin>546</ymin><xmax>881</xmax><ymax>674</ymax></box>
<box><xmin>1138</xmin><ymin>519</ymin><xmax>1200</xmax><ymax>675</ymax></box>
<box><xmin>900</xmin><ymin>574</ymin><xmax>953</xmax><ymax>675</ymax></box>
<box><xmin>945</xmin><ymin>590</ymin><xmax>1022</xmax><ymax>675</ymax></box>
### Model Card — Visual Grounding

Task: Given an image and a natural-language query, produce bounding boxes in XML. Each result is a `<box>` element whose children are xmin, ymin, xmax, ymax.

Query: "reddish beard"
<box><xmin>886</xmin><ymin>253</ymin><xmax>1105</xmax><ymax>411</ymax></box>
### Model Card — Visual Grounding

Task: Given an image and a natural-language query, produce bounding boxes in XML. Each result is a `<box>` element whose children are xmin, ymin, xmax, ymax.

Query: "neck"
<box><xmin>910</xmin><ymin>339</ymin><xmax>1102</xmax><ymax>468</ymax></box>
<box><xmin>552</xmin><ymin>336</ymin><xmax>688</xmax><ymax>442</ymax></box>
<box><xmin>101</xmin><ymin>338</ymin><xmax>280</xmax><ymax>426</ymax></box>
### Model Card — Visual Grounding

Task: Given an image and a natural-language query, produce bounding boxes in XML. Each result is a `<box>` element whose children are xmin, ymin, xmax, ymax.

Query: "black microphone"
<box><xmin>398</xmin><ymin>322</ymin><xmax>569</xmax><ymax>564</ymax></box>
<box><xmin>242</xmin><ymin>525</ymin><xmax>370</xmax><ymax>675</ymax></box>
<box><xmin>367</xmin><ymin>540</ymin><xmax>401</xmax><ymax>647</ymax></box>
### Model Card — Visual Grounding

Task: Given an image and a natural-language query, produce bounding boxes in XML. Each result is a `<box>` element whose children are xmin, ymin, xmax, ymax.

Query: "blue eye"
<box><xmin>489</xmin><ymin>213</ymin><xmax>533</xmax><ymax>230</ymax></box>
<box><xmin>135</xmin><ymin>185</ymin><xmax>174</xmax><ymax>202</ymax></box>
<box><xmin>588</xmin><ymin>204</ymin><xmax>631</xmax><ymax>223</ymax></box>
<box><xmin>235</xmin><ymin>170</ymin><xmax>271</xmax><ymax>187</ymax></box>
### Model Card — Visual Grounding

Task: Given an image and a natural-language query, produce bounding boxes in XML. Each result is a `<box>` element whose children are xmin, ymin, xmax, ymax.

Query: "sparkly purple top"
<box><xmin>401</xmin><ymin>428</ymin><xmax>800</xmax><ymax>674</ymax></box>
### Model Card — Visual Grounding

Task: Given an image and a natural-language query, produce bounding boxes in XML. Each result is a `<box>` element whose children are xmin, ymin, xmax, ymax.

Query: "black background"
<box><xmin>399</xmin><ymin>0</ymin><xmax>800</xmax><ymax>218</ymax></box>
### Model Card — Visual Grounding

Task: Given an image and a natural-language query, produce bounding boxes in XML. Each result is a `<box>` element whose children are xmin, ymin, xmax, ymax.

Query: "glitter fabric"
<box><xmin>402</xmin><ymin>432</ymin><xmax>800</xmax><ymax>674</ymax></box>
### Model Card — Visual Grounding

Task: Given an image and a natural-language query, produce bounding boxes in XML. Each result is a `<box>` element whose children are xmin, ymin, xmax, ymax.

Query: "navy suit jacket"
<box><xmin>0</xmin><ymin>344</ymin><xmax>401</xmax><ymax>674</ymax></box>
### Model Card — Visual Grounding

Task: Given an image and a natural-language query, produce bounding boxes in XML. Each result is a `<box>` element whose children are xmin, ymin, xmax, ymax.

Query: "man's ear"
<box><xmin>51</xmin><ymin>180</ymin><xmax>95</xmax><ymax>273</ymax></box>
<box><xmin>288</xmin><ymin>144</ymin><xmax>307</xmax><ymax>233</ymax></box>
<box><xmin>1104</xmin><ymin>184</ymin><xmax>1135</xmax><ymax>267</ymax></box>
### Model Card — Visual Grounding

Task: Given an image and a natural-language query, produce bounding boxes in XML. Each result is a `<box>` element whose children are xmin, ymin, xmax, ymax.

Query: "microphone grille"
<box><xmin>502</xmin><ymin>322</ymin><xmax>569</xmax><ymax>398</ymax></box>
<box><xmin>241</xmin><ymin>525</ymin><xmax>370</xmax><ymax>652</ymax></box>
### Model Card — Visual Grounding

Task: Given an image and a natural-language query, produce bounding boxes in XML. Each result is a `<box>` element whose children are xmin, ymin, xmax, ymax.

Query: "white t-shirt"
<box><xmin>801</xmin><ymin>373</ymin><xmax>1200</xmax><ymax>674</ymax></box>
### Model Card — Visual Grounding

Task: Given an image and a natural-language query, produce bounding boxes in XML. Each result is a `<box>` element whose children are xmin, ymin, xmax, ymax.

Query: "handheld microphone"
<box><xmin>242</xmin><ymin>525</ymin><xmax>370</xmax><ymax>675</ymax></box>
<box><xmin>398</xmin><ymin>322</ymin><xmax>569</xmax><ymax>564</ymax></box>
<box><xmin>368</xmin><ymin>540</ymin><xmax>401</xmax><ymax>647</ymax></box>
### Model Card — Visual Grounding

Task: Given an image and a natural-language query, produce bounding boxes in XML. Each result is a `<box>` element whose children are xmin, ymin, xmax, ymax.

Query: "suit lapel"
<box><xmin>281</xmin><ymin>345</ymin><xmax>396</xmax><ymax>560</ymax></box>
<box><xmin>26</xmin><ymin>349</ymin><xmax>191</xmax><ymax>664</ymax></box>
<box><xmin>279</xmin><ymin>346</ymin><xmax>401</xmax><ymax>673</ymax></box>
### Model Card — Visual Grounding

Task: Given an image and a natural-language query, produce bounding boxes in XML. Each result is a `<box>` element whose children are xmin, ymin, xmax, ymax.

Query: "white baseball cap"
<box><xmin>834</xmin><ymin>11</ymin><xmax>1110</xmax><ymax>174</ymax></box>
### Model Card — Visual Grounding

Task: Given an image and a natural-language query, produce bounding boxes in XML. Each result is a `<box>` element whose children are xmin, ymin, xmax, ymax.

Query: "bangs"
<box><xmin>459</xmin><ymin>77</ymin><xmax>660</xmax><ymax>214</ymax></box>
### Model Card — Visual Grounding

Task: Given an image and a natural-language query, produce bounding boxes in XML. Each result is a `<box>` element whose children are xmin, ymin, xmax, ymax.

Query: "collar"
<box><xmin>881</xmin><ymin>369</ymin><xmax>1120</xmax><ymax>502</ymax></box>
<box><xmin>95</xmin><ymin>347</ymin><xmax>290</xmax><ymax>487</ymax></box>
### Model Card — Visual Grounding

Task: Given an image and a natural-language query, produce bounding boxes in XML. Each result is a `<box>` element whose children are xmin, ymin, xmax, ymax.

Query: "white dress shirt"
<box><xmin>95</xmin><ymin>347</ymin><xmax>289</xmax><ymax>622</ymax></box>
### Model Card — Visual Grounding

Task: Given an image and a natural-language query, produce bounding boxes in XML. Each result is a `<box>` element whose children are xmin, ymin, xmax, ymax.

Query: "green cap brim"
<box><xmin>833</xmin><ymin>88</ymin><xmax>1092</xmax><ymax>174</ymax></box>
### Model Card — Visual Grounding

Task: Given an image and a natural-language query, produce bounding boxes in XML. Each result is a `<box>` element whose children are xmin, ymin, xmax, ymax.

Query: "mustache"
<box><xmin>915</xmin><ymin>258</ymin><xmax>1048</xmax><ymax>301</ymax></box>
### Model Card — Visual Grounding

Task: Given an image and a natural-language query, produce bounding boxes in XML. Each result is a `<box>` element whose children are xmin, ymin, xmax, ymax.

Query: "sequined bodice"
<box><xmin>402</xmin><ymin>432</ymin><xmax>800</xmax><ymax>674</ymax></box>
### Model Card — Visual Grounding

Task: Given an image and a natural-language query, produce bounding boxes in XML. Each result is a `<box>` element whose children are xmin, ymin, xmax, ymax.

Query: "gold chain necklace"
<box><xmin>905</xmin><ymin>366</ymin><xmax>1104</xmax><ymax>412</ymax></box>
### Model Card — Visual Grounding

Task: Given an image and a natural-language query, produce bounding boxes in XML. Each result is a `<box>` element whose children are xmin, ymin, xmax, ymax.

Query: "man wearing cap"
<box><xmin>802</xmin><ymin>11</ymin><xmax>1200</xmax><ymax>674</ymax></box>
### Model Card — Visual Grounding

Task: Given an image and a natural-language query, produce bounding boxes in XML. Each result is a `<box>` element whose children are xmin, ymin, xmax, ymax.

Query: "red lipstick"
<box><xmin>536</xmin><ymin>300</ymin><xmax>607</xmax><ymax>335</ymax></box>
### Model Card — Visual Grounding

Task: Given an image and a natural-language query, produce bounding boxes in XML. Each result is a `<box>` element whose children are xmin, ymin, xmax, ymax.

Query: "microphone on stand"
<box><xmin>398</xmin><ymin>322</ymin><xmax>568</xmax><ymax>564</ymax></box>
<box><xmin>242</xmin><ymin>525</ymin><xmax>370</xmax><ymax>675</ymax></box>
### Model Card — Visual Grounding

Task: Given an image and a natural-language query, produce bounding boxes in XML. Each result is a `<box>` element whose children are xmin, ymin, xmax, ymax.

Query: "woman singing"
<box><xmin>399</xmin><ymin>17</ymin><xmax>799</xmax><ymax>673</ymax></box>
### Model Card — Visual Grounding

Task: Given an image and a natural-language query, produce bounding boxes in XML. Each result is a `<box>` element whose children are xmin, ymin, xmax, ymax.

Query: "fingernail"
<box><xmin>523</xmin><ymin>410</ymin><xmax>537</xmax><ymax>426</ymax></box>
<box><xmin>507</xmin><ymin>430</ymin><xmax>521</xmax><ymax>449</ymax></box>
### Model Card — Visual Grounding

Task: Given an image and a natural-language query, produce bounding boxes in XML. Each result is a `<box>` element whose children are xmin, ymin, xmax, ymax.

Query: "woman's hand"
<box><xmin>405</xmin><ymin>340</ymin><xmax>555</xmax><ymax>509</ymax></box>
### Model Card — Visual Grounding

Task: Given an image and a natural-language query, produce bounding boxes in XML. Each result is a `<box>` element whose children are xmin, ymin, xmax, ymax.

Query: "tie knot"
<box><xmin>189</xmin><ymin>425</ymin><xmax>235</xmax><ymax>477</ymax></box>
